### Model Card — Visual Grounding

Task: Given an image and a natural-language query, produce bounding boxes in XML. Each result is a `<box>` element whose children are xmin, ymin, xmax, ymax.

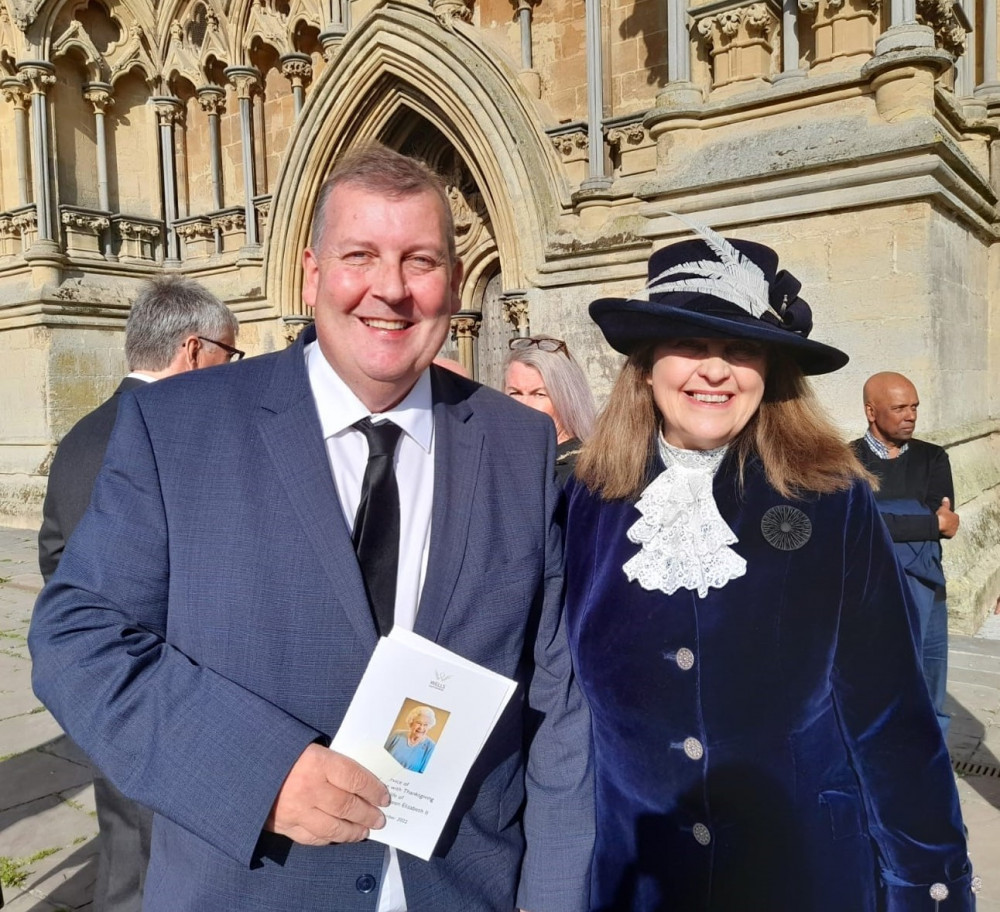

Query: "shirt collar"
<box><xmin>305</xmin><ymin>341</ymin><xmax>434</xmax><ymax>453</ymax></box>
<box><xmin>863</xmin><ymin>429</ymin><xmax>908</xmax><ymax>459</ymax></box>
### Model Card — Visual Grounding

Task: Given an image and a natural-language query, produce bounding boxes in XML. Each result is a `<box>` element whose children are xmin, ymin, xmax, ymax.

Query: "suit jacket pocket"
<box><xmin>818</xmin><ymin>788</ymin><xmax>864</xmax><ymax>840</ymax></box>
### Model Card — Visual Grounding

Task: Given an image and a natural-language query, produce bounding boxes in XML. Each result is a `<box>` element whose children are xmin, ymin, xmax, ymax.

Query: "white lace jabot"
<box><xmin>622</xmin><ymin>438</ymin><xmax>746</xmax><ymax>598</ymax></box>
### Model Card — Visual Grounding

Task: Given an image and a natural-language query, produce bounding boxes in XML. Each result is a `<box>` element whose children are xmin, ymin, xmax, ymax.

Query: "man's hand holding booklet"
<box><xmin>331</xmin><ymin>627</ymin><xmax>518</xmax><ymax>860</ymax></box>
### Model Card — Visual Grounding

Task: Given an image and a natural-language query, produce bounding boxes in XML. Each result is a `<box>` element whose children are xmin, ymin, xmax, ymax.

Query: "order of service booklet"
<box><xmin>330</xmin><ymin>627</ymin><xmax>518</xmax><ymax>861</ymax></box>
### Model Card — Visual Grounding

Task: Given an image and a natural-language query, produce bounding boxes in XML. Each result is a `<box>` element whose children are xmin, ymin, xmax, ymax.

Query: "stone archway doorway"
<box><xmin>380</xmin><ymin>113</ymin><xmax>514</xmax><ymax>388</ymax></box>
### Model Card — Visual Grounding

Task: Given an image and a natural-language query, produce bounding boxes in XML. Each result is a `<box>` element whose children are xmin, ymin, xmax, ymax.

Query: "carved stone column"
<box><xmin>774</xmin><ymin>0</ymin><xmax>806</xmax><ymax>79</ymax></box>
<box><xmin>18</xmin><ymin>61</ymin><xmax>57</xmax><ymax>246</ymax></box>
<box><xmin>153</xmin><ymin>96</ymin><xmax>185</xmax><ymax>264</ymax></box>
<box><xmin>511</xmin><ymin>0</ymin><xmax>541</xmax><ymax>95</ymax></box>
<box><xmin>501</xmin><ymin>292</ymin><xmax>530</xmax><ymax>337</ymax></box>
<box><xmin>197</xmin><ymin>86</ymin><xmax>226</xmax><ymax>212</ymax></box>
<box><xmin>83</xmin><ymin>82</ymin><xmax>114</xmax><ymax>257</ymax></box>
<box><xmin>975</xmin><ymin>0</ymin><xmax>1000</xmax><ymax>96</ymax></box>
<box><xmin>655</xmin><ymin>0</ymin><xmax>704</xmax><ymax>106</ymax></box>
<box><xmin>450</xmin><ymin>311</ymin><xmax>482</xmax><ymax>379</ymax></box>
<box><xmin>280</xmin><ymin>54</ymin><xmax>312</xmax><ymax>116</ymax></box>
<box><xmin>1</xmin><ymin>78</ymin><xmax>31</xmax><ymax>207</ymax></box>
<box><xmin>224</xmin><ymin>67</ymin><xmax>261</xmax><ymax>248</ymax></box>
<box><xmin>583</xmin><ymin>0</ymin><xmax>611</xmax><ymax>191</ymax></box>
<box><xmin>800</xmin><ymin>0</ymin><xmax>882</xmax><ymax>69</ymax></box>
<box><xmin>320</xmin><ymin>0</ymin><xmax>349</xmax><ymax>58</ymax></box>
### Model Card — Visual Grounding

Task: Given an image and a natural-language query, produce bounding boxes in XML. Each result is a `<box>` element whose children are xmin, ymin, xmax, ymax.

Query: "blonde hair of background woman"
<box><xmin>502</xmin><ymin>336</ymin><xmax>597</xmax><ymax>443</ymax></box>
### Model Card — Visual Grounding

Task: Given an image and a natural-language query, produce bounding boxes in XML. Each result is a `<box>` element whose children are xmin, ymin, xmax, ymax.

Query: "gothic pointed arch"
<box><xmin>265</xmin><ymin>0</ymin><xmax>568</xmax><ymax>318</ymax></box>
<box><xmin>33</xmin><ymin>0</ymin><xmax>155</xmax><ymax>60</ymax></box>
<box><xmin>162</xmin><ymin>0</ymin><xmax>231</xmax><ymax>87</ymax></box>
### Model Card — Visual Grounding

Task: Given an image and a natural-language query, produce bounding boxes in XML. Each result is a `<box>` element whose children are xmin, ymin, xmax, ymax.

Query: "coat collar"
<box><xmin>257</xmin><ymin>325</ymin><xmax>485</xmax><ymax>647</ymax></box>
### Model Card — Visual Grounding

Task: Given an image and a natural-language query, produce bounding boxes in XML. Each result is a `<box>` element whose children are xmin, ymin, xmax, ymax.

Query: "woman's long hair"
<box><xmin>575</xmin><ymin>343</ymin><xmax>873</xmax><ymax>501</ymax></box>
<box><xmin>502</xmin><ymin>338</ymin><xmax>597</xmax><ymax>443</ymax></box>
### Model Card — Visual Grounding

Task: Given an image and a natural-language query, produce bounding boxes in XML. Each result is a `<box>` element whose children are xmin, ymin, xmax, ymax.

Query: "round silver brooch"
<box><xmin>760</xmin><ymin>505</ymin><xmax>812</xmax><ymax>551</ymax></box>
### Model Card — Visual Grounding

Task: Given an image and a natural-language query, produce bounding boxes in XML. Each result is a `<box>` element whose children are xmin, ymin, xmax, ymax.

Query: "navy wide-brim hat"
<box><xmin>590</xmin><ymin>232</ymin><xmax>848</xmax><ymax>376</ymax></box>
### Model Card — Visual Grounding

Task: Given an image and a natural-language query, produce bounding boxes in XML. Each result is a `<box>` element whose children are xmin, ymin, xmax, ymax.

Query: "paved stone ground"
<box><xmin>1</xmin><ymin>525</ymin><xmax>998</xmax><ymax>910</ymax></box>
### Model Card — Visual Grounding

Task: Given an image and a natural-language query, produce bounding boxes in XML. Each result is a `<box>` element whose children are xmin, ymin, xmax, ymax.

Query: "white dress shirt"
<box><xmin>305</xmin><ymin>341</ymin><xmax>435</xmax><ymax>911</ymax></box>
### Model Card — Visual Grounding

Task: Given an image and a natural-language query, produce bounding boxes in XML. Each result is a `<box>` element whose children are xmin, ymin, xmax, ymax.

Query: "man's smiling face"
<box><xmin>302</xmin><ymin>183</ymin><xmax>462</xmax><ymax>412</ymax></box>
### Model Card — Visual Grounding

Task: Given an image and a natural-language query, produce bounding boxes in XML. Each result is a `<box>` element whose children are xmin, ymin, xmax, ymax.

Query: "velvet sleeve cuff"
<box><xmin>883</xmin><ymin>871</ymin><xmax>977</xmax><ymax>911</ymax></box>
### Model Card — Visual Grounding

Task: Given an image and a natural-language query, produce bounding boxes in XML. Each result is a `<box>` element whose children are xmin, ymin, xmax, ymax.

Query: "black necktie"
<box><xmin>352</xmin><ymin>418</ymin><xmax>403</xmax><ymax>636</ymax></box>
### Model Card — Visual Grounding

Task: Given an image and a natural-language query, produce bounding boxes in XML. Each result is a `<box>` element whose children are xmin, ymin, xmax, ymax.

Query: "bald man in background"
<box><xmin>851</xmin><ymin>371</ymin><xmax>958</xmax><ymax>738</ymax></box>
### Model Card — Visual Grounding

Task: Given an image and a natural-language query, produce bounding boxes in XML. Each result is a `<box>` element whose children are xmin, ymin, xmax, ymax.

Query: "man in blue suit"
<box><xmin>36</xmin><ymin>275</ymin><xmax>240</xmax><ymax>912</ymax></box>
<box><xmin>29</xmin><ymin>144</ymin><xmax>593</xmax><ymax>911</ymax></box>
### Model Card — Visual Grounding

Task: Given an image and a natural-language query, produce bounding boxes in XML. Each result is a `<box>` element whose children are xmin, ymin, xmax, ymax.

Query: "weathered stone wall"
<box><xmin>0</xmin><ymin>0</ymin><xmax>997</xmax><ymax>633</ymax></box>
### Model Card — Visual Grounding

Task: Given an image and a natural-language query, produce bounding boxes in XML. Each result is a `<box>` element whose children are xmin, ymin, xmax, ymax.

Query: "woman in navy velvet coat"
<box><xmin>565</xmin><ymin>226</ymin><xmax>977</xmax><ymax>911</ymax></box>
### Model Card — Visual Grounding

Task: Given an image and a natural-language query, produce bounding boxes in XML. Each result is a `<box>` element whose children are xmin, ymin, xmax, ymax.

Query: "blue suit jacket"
<box><xmin>29</xmin><ymin>326</ymin><xmax>594</xmax><ymax>912</ymax></box>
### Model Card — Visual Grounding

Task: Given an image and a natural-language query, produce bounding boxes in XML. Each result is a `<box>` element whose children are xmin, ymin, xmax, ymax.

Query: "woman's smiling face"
<box><xmin>648</xmin><ymin>337</ymin><xmax>767</xmax><ymax>451</ymax></box>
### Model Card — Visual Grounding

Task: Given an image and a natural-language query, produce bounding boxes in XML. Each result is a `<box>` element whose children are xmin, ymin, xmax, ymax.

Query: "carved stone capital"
<box><xmin>432</xmin><ymin>0</ymin><xmax>474</xmax><ymax>26</ymax></box>
<box><xmin>280</xmin><ymin>53</ymin><xmax>313</xmax><ymax>88</ymax></box>
<box><xmin>11</xmin><ymin>209</ymin><xmax>37</xmax><ymax>232</ymax></box>
<box><xmin>118</xmin><ymin>219</ymin><xmax>161</xmax><ymax>240</ymax></box>
<box><xmin>450</xmin><ymin>312</ymin><xmax>482</xmax><ymax>340</ymax></box>
<box><xmin>255</xmin><ymin>196</ymin><xmax>272</xmax><ymax>231</ymax></box>
<box><xmin>695</xmin><ymin>2</ymin><xmax>780</xmax><ymax>86</ymax></box>
<box><xmin>152</xmin><ymin>95</ymin><xmax>185</xmax><ymax>126</ymax></box>
<box><xmin>225</xmin><ymin>66</ymin><xmax>262</xmax><ymax>99</ymax></box>
<box><xmin>607</xmin><ymin>123</ymin><xmax>647</xmax><ymax>149</ymax></box>
<box><xmin>501</xmin><ymin>296</ymin><xmax>530</xmax><ymax>334</ymax></box>
<box><xmin>197</xmin><ymin>86</ymin><xmax>226</xmax><ymax>116</ymax></box>
<box><xmin>0</xmin><ymin>77</ymin><xmax>29</xmax><ymax>110</ymax></box>
<box><xmin>551</xmin><ymin>129</ymin><xmax>589</xmax><ymax>160</ymax></box>
<box><xmin>175</xmin><ymin>220</ymin><xmax>214</xmax><ymax>241</ymax></box>
<box><xmin>82</xmin><ymin>82</ymin><xmax>114</xmax><ymax>113</ymax></box>
<box><xmin>18</xmin><ymin>61</ymin><xmax>56</xmax><ymax>94</ymax></box>
<box><xmin>61</xmin><ymin>210</ymin><xmax>110</xmax><ymax>231</ymax></box>
<box><xmin>697</xmin><ymin>4</ymin><xmax>779</xmax><ymax>46</ymax></box>
<box><xmin>917</xmin><ymin>0</ymin><xmax>967</xmax><ymax>55</ymax></box>
<box><xmin>211</xmin><ymin>211</ymin><xmax>247</xmax><ymax>232</ymax></box>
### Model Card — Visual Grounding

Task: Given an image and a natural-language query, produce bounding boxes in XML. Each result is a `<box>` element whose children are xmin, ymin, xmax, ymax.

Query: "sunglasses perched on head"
<box><xmin>508</xmin><ymin>337</ymin><xmax>569</xmax><ymax>357</ymax></box>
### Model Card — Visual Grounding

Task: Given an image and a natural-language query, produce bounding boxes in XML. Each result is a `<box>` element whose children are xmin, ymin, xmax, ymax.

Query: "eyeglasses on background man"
<box><xmin>198</xmin><ymin>336</ymin><xmax>245</xmax><ymax>362</ymax></box>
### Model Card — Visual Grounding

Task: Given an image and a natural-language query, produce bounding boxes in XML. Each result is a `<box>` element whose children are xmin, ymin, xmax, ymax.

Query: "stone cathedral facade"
<box><xmin>0</xmin><ymin>0</ymin><xmax>998</xmax><ymax>629</ymax></box>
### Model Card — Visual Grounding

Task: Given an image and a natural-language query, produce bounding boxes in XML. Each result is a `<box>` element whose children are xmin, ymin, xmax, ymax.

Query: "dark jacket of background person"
<box><xmin>38</xmin><ymin>376</ymin><xmax>146</xmax><ymax>581</ymax></box>
<box><xmin>28</xmin><ymin>328</ymin><xmax>594</xmax><ymax>912</ymax></box>
<box><xmin>852</xmin><ymin>438</ymin><xmax>955</xmax><ymax>543</ymax></box>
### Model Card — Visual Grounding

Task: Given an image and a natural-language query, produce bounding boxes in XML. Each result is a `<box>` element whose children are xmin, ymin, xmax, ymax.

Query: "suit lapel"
<box><xmin>257</xmin><ymin>328</ymin><xmax>378</xmax><ymax>649</ymax></box>
<box><xmin>415</xmin><ymin>370</ymin><xmax>484</xmax><ymax>643</ymax></box>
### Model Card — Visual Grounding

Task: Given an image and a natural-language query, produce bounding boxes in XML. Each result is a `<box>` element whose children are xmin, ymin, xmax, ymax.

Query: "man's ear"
<box><xmin>449</xmin><ymin>258</ymin><xmax>464</xmax><ymax>315</ymax></box>
<box><xmin>183</xmin><ymin>334</ymin><xmax>202</xmax><ymax>370</ymax></box>
<box><xmin>302</xmin><ymin>248</ymin><xmax>319</xmax><ymax>312</ymax></box>
<box><xmin>864</xmin><ymin>402</ymin><xmax>875</xmax><ymax>424</ymax></box>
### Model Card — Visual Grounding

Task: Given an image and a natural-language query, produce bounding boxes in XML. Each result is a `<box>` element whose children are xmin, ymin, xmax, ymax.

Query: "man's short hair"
<box><xmin>125</xmin><ymin>276</ymin><xmax>238</xmax><ymax>372</ymax></box>
<box><xmin>310</xmin><ymin>143</ymin><xmax>456</xmax><ymax>263</ymax></box>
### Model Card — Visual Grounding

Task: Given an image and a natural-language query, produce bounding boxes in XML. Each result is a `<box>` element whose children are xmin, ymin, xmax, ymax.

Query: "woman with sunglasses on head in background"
<box><xmin>503</xmin><ymin>335</ymin><xmax>598</xmax><ymax>484</ymax></box>
<box><xmin>563</xmin><ymin>223</ymin><xmax>976</xmax><ymax>911</ymax></box>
